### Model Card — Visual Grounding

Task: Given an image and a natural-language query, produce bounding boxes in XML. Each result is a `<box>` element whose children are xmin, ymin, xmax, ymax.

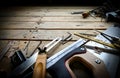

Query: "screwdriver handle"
<box><xmin>33</xmin><ymin>54</ymin><xmax>47</xmax><ymax>78</ymax></box>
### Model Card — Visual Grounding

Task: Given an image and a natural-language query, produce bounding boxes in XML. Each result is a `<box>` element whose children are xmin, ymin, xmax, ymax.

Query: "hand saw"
<box><xmin>8</xmin><ymin>25</ymin><xmax>120</xmax><ymax>78</ymax></box>
<box><xmin>46</xmin><ymin>39</ymin><xmax>89</xmax><ymax>78</ymax></box>
<box><xmin>73</xmin><ymin>25</ymin><xmax>120</xmax><ymax>78</ymax></box>
<box><xmin>46</xmin><ymin>40</ymin><xmax>109</xmax><ymax>78</ymax></box>
<box><xmin>46</xmin><ymin>25</ymin><xmax>120</xmax><ymax>78</ymax></box>
<box><xmin>85</xmin><ymin>25</ymin><xmax>120</xmax><ymax>78</ymax></box>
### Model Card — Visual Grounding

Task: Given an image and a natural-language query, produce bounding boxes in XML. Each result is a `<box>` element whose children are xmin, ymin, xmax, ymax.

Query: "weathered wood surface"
<box><xmin>0</xmin><ymin>6</ymin><xmax>114</xmax><ymax>78</ymax></box>
<box><xmin>0</xmin><ymin>22</ymin><xmax>111</xmax><ymax>29</ymax></box>
<box><xmin>0</xmin><ymin>30</ymin><xmax>104</xmax><ymax>41</ymax></box>
<box><xmin>0</xmin><ymin>6</ymin><xmax>96</xmax><ymax>17</ymax></box>
<box><xmin>0</xmin><ymin>17</ymin><xmax>106</xmax><ymax>22</ymax></box>
<box><xmin>0</xmin><ymin>6</ymin><xmax>112</xmax><ymax>69</ymax></box>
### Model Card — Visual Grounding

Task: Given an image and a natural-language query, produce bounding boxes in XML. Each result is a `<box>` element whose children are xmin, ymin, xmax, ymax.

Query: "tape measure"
<box><xmin>74</xmin><ymin>32</ymin><xmax>120</xmax><ymax>49</ymax></box>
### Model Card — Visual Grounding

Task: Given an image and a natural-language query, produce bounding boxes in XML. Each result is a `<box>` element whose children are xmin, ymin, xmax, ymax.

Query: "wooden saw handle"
<box><xmin>65</xmin><ymin>51</ymin><xmax>110</xmax><ymax>78</ymax></box>
<box><xmin>33</xmin><ymin>54</ymin><xmax>47</xmax><ymax>78</ymax></box>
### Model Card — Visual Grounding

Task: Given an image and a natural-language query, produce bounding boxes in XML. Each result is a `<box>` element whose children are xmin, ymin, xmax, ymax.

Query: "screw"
<box><xmin>95</xmin><ymin>59</ymin><xmax>101</xmax><ymax>64</ymax></box>
<box><xmin>81</xmin><ymin>47</ymin><xmax>85</xmax><ymax>51</ymax></box>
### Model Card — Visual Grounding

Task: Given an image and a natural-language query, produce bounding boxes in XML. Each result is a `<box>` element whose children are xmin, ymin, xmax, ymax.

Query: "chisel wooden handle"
<box><xmin>33</xmin><ymin>54</ymin><xmax>47</xmax><ymax>78</ymax></box>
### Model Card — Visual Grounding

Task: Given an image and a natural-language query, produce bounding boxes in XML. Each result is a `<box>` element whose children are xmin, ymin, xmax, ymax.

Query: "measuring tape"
<box><xmin>74</xmin><ymin>32</ymin><xmax>120</xmax><ymax>49</ymax></box>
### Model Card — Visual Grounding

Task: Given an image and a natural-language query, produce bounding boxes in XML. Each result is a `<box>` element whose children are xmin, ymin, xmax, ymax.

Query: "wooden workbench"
<box><xmin>0</xmin><ymin>6</ymin><xmax>112</xmax><ymax>76</ymax></box>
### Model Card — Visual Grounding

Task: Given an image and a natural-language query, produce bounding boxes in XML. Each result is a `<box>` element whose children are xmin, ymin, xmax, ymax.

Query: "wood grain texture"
<box><xmin>0</xmin><ymin>22</ymin><xmax>111</xmax><ymax>29</ymax></box>
<box><xmin>0</xmin><ymin>30</ymin><xmax>105</xmax><ymax>41</ymax></box>
<box><xmin>0</xmin><ymin>17</ymin><xmax>105</xmax><ymax>22</ymax></box>
<box><xmin>66</xmin><ymin>51</ymin><xmax>110</xmax><ymax>78</ymax></box>
<box><xmin>0</xmin><ymin>6</ymin><xmax>96</xmax><ymax>17</ymax></box>
<box><xmin>33</xmin><ymin>54</ymin><xmax>47</xmax><ymax>78</ymax></box>
<box><xmin>0</xmin><ymin>6</ymin><xmax>111</xmax><ymax>58</ymax></box>
<box><xmin>0</xmin><ymin>6</ymin><xmax>113</xmax><ymax>78</ymax></box>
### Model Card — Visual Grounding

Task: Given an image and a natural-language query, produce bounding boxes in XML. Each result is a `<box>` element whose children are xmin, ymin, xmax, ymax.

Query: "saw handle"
<box><xmin>48</xmin><ymin>51</ymin><xmax>109</xmax><ymax>78</ymax></box>
<box><xmin>32</xmin><ymin>54</ymin><xmax>47</xmax><ymax>78</ymax></box>
<box><xmin>65</xmin><ymin>51</ymin><xmax>110</xmax><ymax>78</ymax></box>
<box><xmin>47</xmin><ymin>47</ymin><xmax>86</xmax><ymax>78</ymax></box>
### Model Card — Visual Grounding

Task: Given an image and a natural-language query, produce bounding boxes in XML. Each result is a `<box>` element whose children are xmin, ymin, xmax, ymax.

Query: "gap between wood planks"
<box><xmin>0</xmin><ymin>27</ymin><xmax>107</xmax><ymax>30</ymax></box>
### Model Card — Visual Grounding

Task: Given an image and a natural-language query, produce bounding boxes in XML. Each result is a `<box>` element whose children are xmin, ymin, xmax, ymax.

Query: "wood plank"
<box><xmin>18</xmin><ymin>41</ymin><xmax>41</xmax><ymax>57</ymax></box>
<box><xmin>0</xmin><ymin>22</ymin><xmax>36</xmax><ymax>28</ymax></box>
<box><xmin>0</xmin><ymin>6</ymin><xmax>96</xmax><ymax>12</ymax></box>
<box><xmin>41</xmin><ymin>17</ymin><xmax>104</xmax><ymax>22</ymax></box>
<box><xmin>0</xmin><ymin>40</ymin><xmax>74</xmax><ymax>73</ymax></box>
<box><xmin>5</xmin><ymin>40</ymin><xmax>75</xmax><ymax>58</ymax></box>
<box><xmin>3</xmin><ymin>40</ymin><xmax>74</xmax><ymax>58</ymax></box>
<box><xmin>19</xmin><ymin>40</ymin><xmax>75</xmax><ymax>57</ymax></box>
<box><xmin>0</xmin><ymin>30</ymin><xmax>104</xmax><ymax>41</ymax></box>
<box><xmin>0</xmin><ymin>11</ymin><xmax>94</xmax><ymax>17</ymax></box>
<box><xmin>0</xmin><ymin>41</ymin><xmax>9</xmax><ymax>52</ymax></box>
<box><xmin>0</xmin><ymin>22</ymin><xmax>111</xmax><ymax>29</ymax></box>
<box><xmin>0</xmin><ymin>17</ymin><xmax>105</xmax><ymax>22</ymax></box>
<box><xmin>5</xmin><ymin>41</ymin><xmax>20</xmax><ymax>58</ymax></box>
<box><xmin>0</xmin><ymin>17</ymin><xmax>41</xmax><ymax>22</ymax></box>
<box><xmin>4</xmin><ymin>41</ymin><xmax>41</xmax><ymax>58</ymax></box>
<box><xmin>0</xmin><ymin>6</ymin><xmax>97</xmax><ymax>17</ymax></box>
<box><xmin>0</xmin><ymin>6</ymin><xmax>114</xmax><ymax>77</ymax></box>
<box><xmin>38</xmin><ymin>22</ymin><xmax>111</xmax><ymax>29</ymax></box>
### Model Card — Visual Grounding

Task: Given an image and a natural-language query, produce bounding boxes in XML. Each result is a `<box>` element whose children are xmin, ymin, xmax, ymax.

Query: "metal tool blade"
<box><xmin>86</xmin><ymin>24</ymin><xmax>120</xmax><ymax>78</ymax></box>
<box><xmin>46</xmin><ymin>39</ymin><xmax>88</xmax><ymax>69</ymax></box>
<box><xmin>8</xmin><ymin>52</ymin><xmax>38</xmax><ymax>77</ymax></box>
<box><xmin>45</xmin><ymin>37</ymin><xmax>62</xmax><ymax>53</ymax></box>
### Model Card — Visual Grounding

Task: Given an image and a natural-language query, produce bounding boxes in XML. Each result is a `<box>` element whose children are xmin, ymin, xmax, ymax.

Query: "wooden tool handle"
<box><xmin>65</xmin><ymin>51</ymin><xmax>110</xmax><ymax>78</ymax></box>
<box><xmin>47</xmin><ymin>46</ymin><xmax>86</xmax><ymax>78</ymax></box>
<box><xmin>33</xmin><ymin>54</ymin><xmax>47</xmax><ymax>78</ymax></box>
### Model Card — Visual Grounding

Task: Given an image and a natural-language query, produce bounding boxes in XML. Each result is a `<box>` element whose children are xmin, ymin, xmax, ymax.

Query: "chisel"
<box><xmin>33</xmin><ymin>37</ymin><xmax>62</xmax><ymax>78</ymax></box>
